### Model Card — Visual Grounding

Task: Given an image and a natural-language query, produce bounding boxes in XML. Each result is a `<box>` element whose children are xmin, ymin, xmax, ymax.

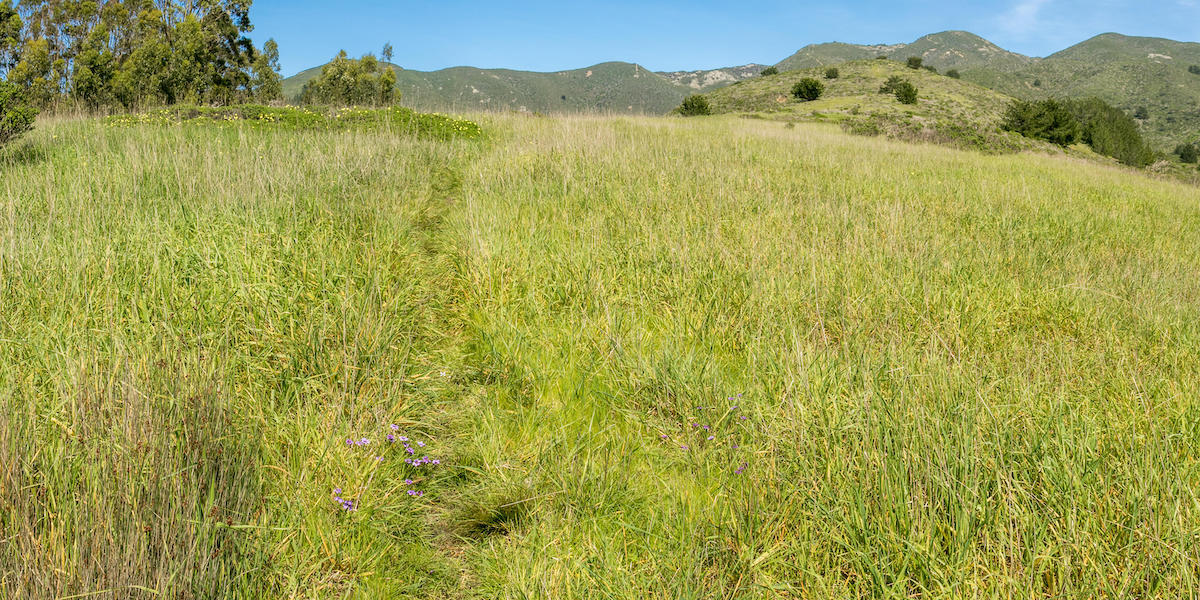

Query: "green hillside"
<box><xmin>777</xmin><ymin>31</ymin><xmax>1032</xmax><ymax>72</ymax></box>
<box><xmin>963</xmin><ymin>34</ymin><xmax>1200</xmax><ymax>149</ymax></box>
<box><xmin>285</xmin><ymin>61</ymin><xmax>692</xmax><ymax>113</ymax></box>
<box><xmin>705</xmin><ymin>59</ymin><xmax>1038</xmax><ymax>152</ymax></box>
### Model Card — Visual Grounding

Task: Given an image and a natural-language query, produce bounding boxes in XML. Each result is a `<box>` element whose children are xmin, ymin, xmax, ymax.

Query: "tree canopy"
<box><xmin>299</xmin><ymin>50</ymin><xmax>398</xmax><ymax>106</ymax></box>
<box><xmin>1</xmin><ymin>0</ymin><xmax>281</xmax><ymax>110</ymax></box>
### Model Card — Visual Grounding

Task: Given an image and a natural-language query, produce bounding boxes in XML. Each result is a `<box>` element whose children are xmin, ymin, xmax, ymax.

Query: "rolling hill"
<box><xmin>705</xmin><ymin>59</ymin><xmax>1044</xmax><ymax>153</ymax></box>
<box><xmin>282</xmin><ymin>31</ymin><xmax>1200</xmax><ymax>149</ymax></box>
<box><xmin>777</xmin><ymin>31</ymin><xmax>1033</xmax><ymax>72</ymax></box>
<box><xmin>282</xmin><ymin>61</ymin><xmax>765</xmax><ymax>113</ymax></box>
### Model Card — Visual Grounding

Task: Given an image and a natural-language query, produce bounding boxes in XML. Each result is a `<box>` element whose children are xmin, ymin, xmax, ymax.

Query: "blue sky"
<box><xmin>251</xmin><ymin>1</ymin><xmax>1200</xmax><ymax>77</ymax></box>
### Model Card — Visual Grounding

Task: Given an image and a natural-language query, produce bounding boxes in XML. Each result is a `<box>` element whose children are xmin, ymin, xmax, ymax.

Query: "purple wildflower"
<box><xmin>406</xmin><ymin>446</ymin><xmax>415</xmax><ymax>455</ymax></box>
<box><xmin>346</xmin><ymin>439</ymin><xmax>353</xmax><ymax>446</ymax></box>
<box><xmin>360</xmin><ymin>438</ymin><xmax>370</xmax><ymax>445</ymax></box>
<box><xmin>387</xmin><ymin>433</ymin><xmax>395</xmax><ymax>443</ymax></box>
<box><xmin>431</xmin><ymin>459</ymin><xmax>440</xmax><ymax>465</ymax></box>
<box><xmin>681</xmin><ymin>445</ymin><xmax>689</xmax><ymax>450</ymax></box>
<box><xmin>390</xmin><ymin>424</ymin><xmax>399</xmax><ymax>431</ymax></box>
<box><xmin>707</xmin><ymin>436</ymin><xmax>715</xmax><ymax>441</ymax></box>
<box><xmin>333</xmin><ymin>488</ymin><xmax>342</xmax><ymax>495</ymax></box>
<box><xmin>417</xmin><ymin>441</ymin><xmax>425</xmax><ymax>447</ymax></box>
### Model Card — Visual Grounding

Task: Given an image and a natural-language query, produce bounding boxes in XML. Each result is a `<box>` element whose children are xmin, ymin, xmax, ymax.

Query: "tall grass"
<box><xmin>1</xmin><ymin>112</ymin><xmax>1198</xmax><ymax>598</ymax></box>
<box><xmin>455</xmin><ymin>116</ymin><xmax>1200</xmax><ymax>598</ymax></box>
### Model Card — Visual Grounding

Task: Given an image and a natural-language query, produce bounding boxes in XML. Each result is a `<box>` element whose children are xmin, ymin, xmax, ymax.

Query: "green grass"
<box><xmin>3</xmin><ymin>111</ymin><xmax>1200</xmax><ymax>598</ymax></box>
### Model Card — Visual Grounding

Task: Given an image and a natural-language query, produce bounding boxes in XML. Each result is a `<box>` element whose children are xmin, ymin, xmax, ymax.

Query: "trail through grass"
<box><xmin>2</xmin><ymin>112</ymin><xmax>1199</xmax><ymax>599</ymax></box>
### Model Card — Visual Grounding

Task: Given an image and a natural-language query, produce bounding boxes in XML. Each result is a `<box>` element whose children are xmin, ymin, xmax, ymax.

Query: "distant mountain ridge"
<box><xmin>282</xmin><ymin>60</ymin><xmax>767</xmax><ymax>114</ymax></box>
<box><xmin>282</xmin><ymin>30</ymin><xmax>1200</xmax><ymax>148</ymax></box>
<box><xmin>777</xmin><ymin>31</ymin><xmax>1034</xmax><ymax>71</ymax></box>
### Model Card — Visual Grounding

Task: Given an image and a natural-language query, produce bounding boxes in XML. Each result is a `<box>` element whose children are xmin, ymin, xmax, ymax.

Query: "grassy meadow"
<box><xmin>2</xmin><ymin>110</ymin><xmax>1199</xmax><ymax>598</ymax></box>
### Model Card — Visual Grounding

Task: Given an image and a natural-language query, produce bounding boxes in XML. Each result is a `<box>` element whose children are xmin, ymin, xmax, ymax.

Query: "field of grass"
<box><xmin>3</xmin><ymin>110</ymin><xmax>1200</xmax><ymax>598</ymax></box>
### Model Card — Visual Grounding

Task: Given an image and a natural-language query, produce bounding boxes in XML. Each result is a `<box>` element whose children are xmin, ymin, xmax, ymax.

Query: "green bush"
<box><xmin>1189</xmin><ymin>65</ymin><xmax>1200</xmax><ymax>75</ymax></box>
<box><xmin>0</xmin><ymin>80</ymin><xmax>37</xmax><ymax>147</ymax></box>
<box><xmin>1033</xmin><ymin>79</ymin><xmax>1042</xmax><ymax>87</ymax></box>
<box><xmin>1134</xmin><ymin>106</ymin><xmax>1149</xmax><ymax>120</ymax></box>
<box><xmin>876</xmin><ymin>55</ymin><xmax>888</xmax><ymax>60</ymax></box>
<box><xmin>880</xmin><ymin>76</ymin><xmax>917</xmax><ymax>104</ymax></box>
<box><xmin>946</xmin><ymin>69</ymin><xmax>961</xmax><ymax>79</ymax></box>
<box><xmin>923</xmin><ymin>65</ymin><xmax>938</xmax><ymax>74</ymax></box>
<box><xmin>906</xmin><ymin>57</ymin><xmax>923</xmax><ymax>70</ymax></box>
<box><xmin>1001</xmin><ymin>99</ymin><xmax>1080</xmax><ymax>147</ymax></box>
<box><xmin>760</xmin><ymin>66</ymin><xmax>779</xmax><ymax>76</ymax></box>
<box><xmin>894</xmin><ymin>81</ymin><xmax>918</xmax><ymax>104</ymax></box>
<box><xmin>678</xmin><ymin>95</ymin><xmax>711</xmax><ymax>116</ymax></box>
<box><xmin>824</xmin><ymin>67</ymin><xmax>839</xmax><ymax>80</ymax></box>
<box><xmin>1069</xmin><ymin>98</ymin><xmax>1156</xmax><ymax>167</ymax></box>
<box><xmin>1175</xmin><ymin>142</ymin><xmax>1198</xmax><ymax>164</ymax></box>
<box><xmin>792</xmin><ymin>78</ymin><xmax>824</xmax><ymax>102</ymax></box>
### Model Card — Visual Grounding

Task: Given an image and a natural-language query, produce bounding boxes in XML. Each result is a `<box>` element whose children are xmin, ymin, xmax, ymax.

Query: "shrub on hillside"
<box><xmin>792</xmin><ymin>78</ymin><xmax>824</xmax><ymax>101</ymax></box>
<box><xmin>876</xmin><ymin>54</ymin><xmax>888</xmax><ymax>60</ymax></box>
<box><xmin>1175</xmin><ymin>142</ymin><xmax>1198</xmax><ymax>163</ymax></box>
<box><xmin>1134</xmin><ymin>106</ymin><xmax>1149</xmax><ymax>120</ymax></box>
<box><xmin>824</xmin><ymin>67</ymin><xmax>839</xmax><ymax>79</ymax></box>
<box><xmin>923</xmin><ymin>65</ymin><xmax>938</xmax><ymax>74</ymax></box>
<box><xmin>678</xmin><ymin>94</ymin><xmax>711</xmax><ymax>116</ymax></box>
<box><xmin>1190</xmin><ymin>65</ymin><xmax>1200</xmax><ymax>75</ymax></box>
<box><xmin>946</xmin><ymin>69</ymin><xmax>961</xmax><ymax>79</ymax></box>
<box><xmin>893</xmin><ymin>81</ymin><xmax>918</xmax><ymax>104</ymax></box>
<box><xmin>1069</xmin><ymin>98</ymin><xmax>1156</xmax><ymax>167</ymax></box>
<box><xmin>0</xmin><ymin>80</ymin><xmax>37</xmax><ymax>147</ymax></box>
<box><xmin>906</xmin><ymin>57</ymin><xmax>923</xmax><ymax>70</ymax></box>
<box><xmin>1001</xmin><ymin>99</ymin><xmax>1080</xmax><ymax>147</ymax></box>
<box><xmin>1033</xmin><ymin>79</ymin><xmax>1042</xmax><ymax>87</ymax></box>
<box><xmin>880</xmin><ymin>76</ymin><xmax>917</xmax><ymax>104</ymax></box>
<box><xmin>760</xmin><ymin>66</ymin><xmax>779</xmax><ymax>76</ymax></box>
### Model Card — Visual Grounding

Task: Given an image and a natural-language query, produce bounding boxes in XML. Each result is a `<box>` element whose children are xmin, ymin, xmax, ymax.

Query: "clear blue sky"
<box><xmin>250</xmin><ymin>0</ymin><xmax>1200</xmax><ymax>77</ymax></box>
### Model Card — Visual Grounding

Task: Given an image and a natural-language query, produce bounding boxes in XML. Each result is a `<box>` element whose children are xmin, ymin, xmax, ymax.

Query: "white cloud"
<box><xmin>1001</xmin><ymin>0</ymin><xmax>1053</xmax><ymax>33</ymax></box>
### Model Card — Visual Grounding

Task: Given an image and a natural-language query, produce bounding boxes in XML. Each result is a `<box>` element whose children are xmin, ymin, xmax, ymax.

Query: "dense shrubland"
<box><xmin>1002</xmin><ymin>97</ymin><xmax>1156</xmax><ymax>166</ymax></box>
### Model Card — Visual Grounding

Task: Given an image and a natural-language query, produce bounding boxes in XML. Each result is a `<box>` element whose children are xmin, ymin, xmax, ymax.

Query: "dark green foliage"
<box><xmin>1189</xmin><ymin>65</ymin><xmax>1200</xmax><ymax>75</ymax></box>
<box><xmin>1069</xmin><ymin>98</ymin><xmax>1155</xmax><ymax>166</ymax></box>
<box><xmin>1033</xmin><ymin>79</ymin><xmax>1042</xmax><ymax>87</ymax></box>
<box><xmin>880</xmin><ymin>76</ymin><xmax>918</xmax><ymax>104</ymax></box>
<box><xmin>893</xmin><ymin>81</ymin><xmax>918</xmax><ymax>104</ymax></box>
<box><xmin>1002</xmin><ymin>97</ymin><xmax>1155</xmax><ymax>166</ymax></box>
<box><xmin>678</xmin><ymin>94</ymin><xmax>711</xmax><ymax>116</ymax></box>
<box><xmin>759</xmin><ymin>66</ymin><xmax>779</xmax><ymax>76</ymax></box>
<box><xmin>906</xmin><ymin>57</ymin><xmax>924</xmax><ymax>70</ymax></box>
<box><xmin>792</xmin><ymin>78</ymin><xmax>824</xmax><ymax>101</ymax></box>
<box><xmin>0</xmin><ymin>0</ymin><xmax>19</xmax><ymax>73</ymax></box>
<box><xmin>923</xmin><ymin>65</ymin><xmax>938</xmax><ymax>74</ymax></box>
<box><xmin>1134</xmin><ymin>106</ymin><xmax>1149</xmax><ymax>120</ymax></box>
<box><xmin>879</xmin><ymin>76</ymin><xmax>905</xmax><ymax>94</ymax></box>
<box><xmin>876</xmin><ymin>55</ymin><xmax>888</xmax><ymax>60</ymax></box>
<box><xmin>1001</xmin><ymin>99</ymin><xmax>1081</xmax><ymax>147</ymax></box>
<box><xmin>5</xmin><ymin>0</ymin><xmax>274</xmax><ymax>110</ymax></box>
<box><xmin>0</xmin><ymin>79</ymin><xmax>37</xmax><ymax>146</ymax></box>
<box><xmin>1175</xmin><ymin>142</ymin><xmax>1198</xmax><ymax>163</ymax></box>
<box><xmin>946</xmin><ymin>69</ymin><xmax>961</xmax><ymax>79</ymax></box>
<box><xmin>824</xmin><ymin>67</ymin><xmax>839</xmax><ymax>79</ymax></box>
<box><xmin>299</xmin><ymin>51</ymin><xmax>398</xmax><ymax>106</ymax></box>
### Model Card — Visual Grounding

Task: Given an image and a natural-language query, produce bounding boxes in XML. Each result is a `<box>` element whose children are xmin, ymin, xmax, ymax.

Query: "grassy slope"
<box><xmin>4</xmin><ymin>113</ymin><xmax>1200</xmax><ymax>598</ymax></box>
<box><xmin>703</xmin><ymin>59</ymin><xmax>1047</xmax><ymax>153</ymax></box>
<box><xmin>283</xmin><ymin>62</ymin><xmax>691</xmax><ymax>114</ymax></box>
